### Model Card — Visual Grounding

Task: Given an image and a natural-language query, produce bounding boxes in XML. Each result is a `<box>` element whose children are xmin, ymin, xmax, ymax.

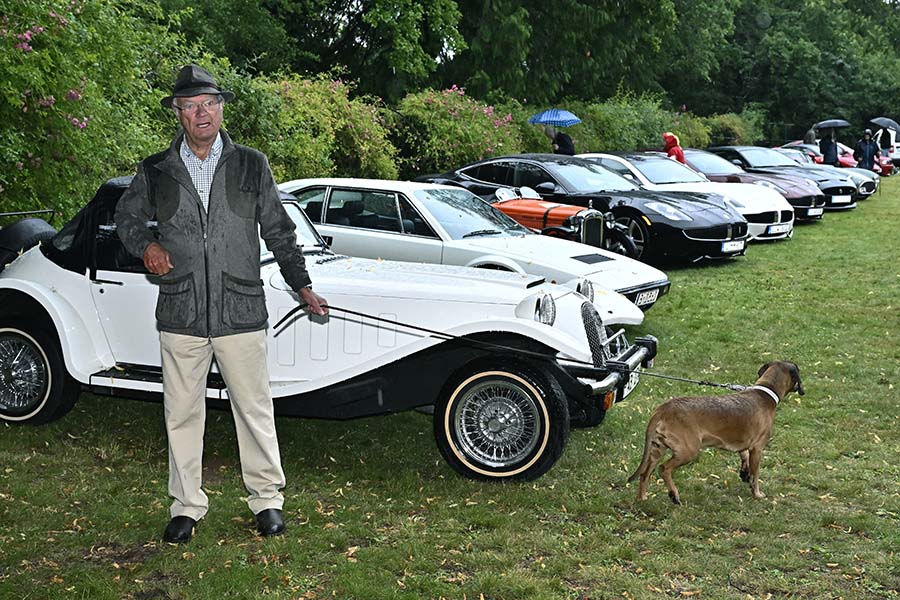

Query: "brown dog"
<box><xmin>628</xmin><ymin>361</ymin><xmax>804</xmax><ymax>504</ymax></box>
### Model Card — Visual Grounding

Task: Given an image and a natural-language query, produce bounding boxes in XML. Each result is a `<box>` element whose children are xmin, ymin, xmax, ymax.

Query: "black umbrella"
<box><xmin>870</xmin><ymin>116</ymin><xmax>900</xmax><ymax>131</ymax></box>
<box><xmin>814</xmin><ymin>118</ymin><xmax>851</xmax><ymax>129</ymax></box>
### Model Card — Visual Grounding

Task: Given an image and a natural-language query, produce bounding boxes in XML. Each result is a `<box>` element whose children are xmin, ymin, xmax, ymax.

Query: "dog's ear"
<box><xmin>789</xmin><ymin>362</ymin><xmax>805</xmax><ymax>396</ymax></box>
<box><xmin>758</xmin><ymin>361</ymin><xmax>773</xmax><ymax>378</ymax></box>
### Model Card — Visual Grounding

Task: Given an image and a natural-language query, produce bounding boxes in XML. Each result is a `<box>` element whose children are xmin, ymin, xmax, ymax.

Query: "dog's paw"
<box><xmin>753</xmin><ymin>490</ymin><xmax>766</xmax><ymax>499</ymax></box>
<box><xmin>668</xmin><ymin>491</ymin><xmax>682</xmax><ymax>505</ymax></box>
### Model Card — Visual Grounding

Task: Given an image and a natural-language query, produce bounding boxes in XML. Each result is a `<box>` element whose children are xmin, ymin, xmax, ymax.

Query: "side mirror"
<box><xmin>535</xmin><ymin>181</ymin><xmax>557</xmax><ymax>194</ymax></box>
<box><xmin>731</xmin><ymin>159</ymin><xmax>743</xmax><ymax>166</ymax></box>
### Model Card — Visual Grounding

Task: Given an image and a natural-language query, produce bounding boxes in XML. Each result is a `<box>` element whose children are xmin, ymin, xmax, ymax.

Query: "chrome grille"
<box><xmin>581</xmin><ymin>302</ymin><xmax>608</xmax><ymax>367</ymax></box>
<box><xmin>581</xmin><ymin>215</ymin><xmax>603</xmax><ymax>247</ymax></box>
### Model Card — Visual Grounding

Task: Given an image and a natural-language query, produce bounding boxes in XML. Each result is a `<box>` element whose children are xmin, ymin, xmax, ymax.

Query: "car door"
<box><xmin>319</xmin><ymin>187</ymin><xmax>444</xmax><ymax>263</ymax></box>
<box><xmin>87</xmin><ymin>212</ymin><xmax>165</xmax><ymax>369</ymax></box>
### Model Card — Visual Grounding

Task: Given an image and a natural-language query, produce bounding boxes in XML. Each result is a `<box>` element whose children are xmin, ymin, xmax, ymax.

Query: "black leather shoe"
<box><xmin>255</xmin><ymin>508</ymin><xmax>285</xmax><ymax>537</ymax></box>
<box><xmin>163</xmin><ymin>516</ymin><xmax>196</xmax><ymax>543</ymax></box>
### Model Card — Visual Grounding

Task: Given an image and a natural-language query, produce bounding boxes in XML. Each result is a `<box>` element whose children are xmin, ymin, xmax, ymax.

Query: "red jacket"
<box><xmin>663</xmin><ymin>132</ymin><xmax>685</xmax><ymax>164</ymax></box>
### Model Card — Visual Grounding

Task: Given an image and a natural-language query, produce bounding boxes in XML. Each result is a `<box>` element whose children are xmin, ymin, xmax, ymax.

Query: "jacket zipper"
<box><xmin>199</xmin><ymin>203</ymin><xmax>210</xmax><ymax>337</ymax></box>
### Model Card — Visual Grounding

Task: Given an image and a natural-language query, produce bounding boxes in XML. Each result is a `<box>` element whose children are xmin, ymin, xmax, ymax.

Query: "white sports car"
<box><xmin>278</xmin><ymin>178</ymin><xmax>671</xmax><ymax>311</ymax></box>
<box><xmin>579</xmin><ymin>152</ymin><xmax>796</xmax><ymax>241</ymax></box>
<box><xmin>0</xmin><ymin>178</ymin><xmax>657</xmax><ymax>481</ymax></box>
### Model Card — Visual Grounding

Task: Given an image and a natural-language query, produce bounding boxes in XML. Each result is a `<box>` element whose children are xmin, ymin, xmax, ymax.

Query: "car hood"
<box><xmin>747</xmin><ymin>165</ymin><xmax>853</xmax><ymax>187</ymax></box>
<box><xmin>595</xmin><ymin>189</ymin><xmax>745</xmax><ymax>225</ymax></box>
<box><xmin>709</xmin><ymin>172</ymin><xmax>821</xmax><ymax>197</ymax></box>
<box><xmin>449</xmin><ymin>234</ymin><xmax>669</xmax><ymax>292</ymax></box>
<box><xmin>267</xmin><ymin>253</ymin><xmax>645</xmax><ymax>324</ymax></box>
<box><xmin>648</xmin><ymin>181</ymin><xmax>790</xmax><ymax>212</ymax></box>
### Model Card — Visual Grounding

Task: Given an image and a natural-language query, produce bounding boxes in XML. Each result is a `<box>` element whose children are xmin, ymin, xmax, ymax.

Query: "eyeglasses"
<box><xmin>173</xmin><ymin>98</ymin><xmax>222</xmax><ymax>113</ymax></box>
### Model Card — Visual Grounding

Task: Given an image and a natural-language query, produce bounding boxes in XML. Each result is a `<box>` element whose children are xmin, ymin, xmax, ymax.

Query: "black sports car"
<box><xmin>422</xmin><ymin>154</ymin><xmax>749</xmax><ymax>264</ymax></box>
<box><xmin>708</xmin><ymin>146</ymin><xmax>860</xmax><ymax>211</ymax></box>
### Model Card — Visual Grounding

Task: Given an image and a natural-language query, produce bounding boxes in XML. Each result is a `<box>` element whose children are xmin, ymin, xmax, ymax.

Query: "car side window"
<box><xmin>94</xmin><ymin>216</ymin><xmax>152</xmax><ymax>273</ymax></box>
<box><xmin>326</xmin><ymin>188</ymin><xmax>402</xmax><ymax>232</ymax></box>
<box><xmin>514</xmin><ymin>163</ymin><xmax>555</xmax><ymax>189</ymax></box>
<box><xmin>461</xmin><ymin>162</ymin><xmax>513</xmax><ymax>186</ymax></box>
<box><xmin>398</xmin><ymin>195</ymin><xmax>438</xmax><ymax>238</ymax></box>
<box><xmin>293</xmin><ymin>187</ymin><xmax>326</xmax><ymax>223</ymax></box>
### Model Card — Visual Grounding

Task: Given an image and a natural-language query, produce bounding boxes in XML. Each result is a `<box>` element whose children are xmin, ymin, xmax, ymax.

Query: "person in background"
<box><xmin>879</xmin><ymin>127</ymin><xmax>893</xmax><ymax>160</ymax></box>
<box><xmin>543</xmin><ymin>125</ymin><xmax>575</xmax><ymax>155</ymax></box>
<box><xmin>662</xmin><ymin>132</ymin><xmax>685</xmax><ymax>163</ymax></box>
<box><xmin>819</xmin><ymin>129</ymin><xmax>840</xmax><ymax>166</ymax></box>
<box><xmin>116</xmin><ymin>64</ymin><xmax>328</xmax><ymax>544</ymax></box>
<box><xmin>853</xmin><ymin>128</ymin><xmax>880</xmax><ymax>170</ymax></box>
<box><xmin>803</xmin><ymin>128</ymin><xmax>817</xmax><ymax>144</ymax></box>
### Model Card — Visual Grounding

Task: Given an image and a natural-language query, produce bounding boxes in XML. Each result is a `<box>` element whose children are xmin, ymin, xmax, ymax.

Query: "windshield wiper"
<box><xmin>462</xmin><ymin>229</ymin><xmax>503</xmax><ymax>238</ymax></box>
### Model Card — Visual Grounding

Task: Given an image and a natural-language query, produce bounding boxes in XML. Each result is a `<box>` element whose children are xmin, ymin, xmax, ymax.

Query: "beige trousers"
<box><xmin>160</xmin><ymin>330</ymin><xmax>285</xmax><ymax>520</ymax></box>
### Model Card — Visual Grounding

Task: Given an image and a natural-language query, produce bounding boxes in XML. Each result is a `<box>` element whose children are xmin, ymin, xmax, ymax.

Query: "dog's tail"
<box><xmin>627</xmin><ymin>418</ymin><xmax>656</xmax><ymax>482</ymax></box>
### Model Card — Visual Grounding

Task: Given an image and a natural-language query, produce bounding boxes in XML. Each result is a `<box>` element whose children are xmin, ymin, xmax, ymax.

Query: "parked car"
<box><xmin>422</xmin><ymin>154</ymin><xmax>749</xmax><ymax>264</ymax></box>
<box><xmin>709</xmin><ymin>146</ymin><xmax>859</xmax><ymax>210</ymax></box>
<box><xmin>0</xmin><ymin>177</ymin><xmax>658</xmax><ymax>481</ymax></box>
<box><xmin>578</xmin><ymin>152</ymin><xmax>795</xmax><ymax>241</ymax></box>
<box><xmin>683</xmin><ymin>148</ymin><xmax>826</xmax><ymax>221</ymax></box>
<box><xmin>773</xmin><ymin>147</ymin><xmax>878</xmax><ymax>201</ymax></box>
<box><xmin>782</xmin><ymin>141</ymin><xmax>858</xmax><ymax>169</ymax></box>
<box><xmin>279</xmin><ymin>178</ymin><xmax>671</xmax><ymax>311</ymax></box>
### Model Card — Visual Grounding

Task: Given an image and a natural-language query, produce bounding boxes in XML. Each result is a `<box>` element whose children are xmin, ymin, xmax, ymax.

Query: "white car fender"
<box><xmin>0</xmin><ymin>277</ymin><xmax>113</xmax><ymax>382</ymax></box>
<box><xmin>462</xmin><ymin>254</ymin><xmax>526</xmax><ymax>273</ymax></box>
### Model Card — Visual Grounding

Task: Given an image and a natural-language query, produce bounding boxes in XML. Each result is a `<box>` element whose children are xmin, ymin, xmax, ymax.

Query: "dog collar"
<box><xmin>747</xmin><ymin>385</ymin><xmax>780</xmax><ymax>405</ymax></box>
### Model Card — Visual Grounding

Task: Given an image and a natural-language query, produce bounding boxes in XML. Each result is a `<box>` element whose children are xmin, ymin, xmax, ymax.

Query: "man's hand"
<box><xmin>299</xmin><ymin>287</ymin><xmax>328</xmax><ymax>316</ymax></box>
<box><xmin>143</xmin><ymin>242</ymin><xmax>174</xmax><ymax>276</ymax></box>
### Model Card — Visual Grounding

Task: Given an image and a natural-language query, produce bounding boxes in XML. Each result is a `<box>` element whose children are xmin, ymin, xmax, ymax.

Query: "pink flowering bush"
<box><xmin>0</xmin><ymin>0</ymin><xmax>182</xmax><ymax>218</ymax></box>
<box><xmin>392</xmin><ymin>86</ymin><xmax>523</xmax><ymax>177</ymax></box>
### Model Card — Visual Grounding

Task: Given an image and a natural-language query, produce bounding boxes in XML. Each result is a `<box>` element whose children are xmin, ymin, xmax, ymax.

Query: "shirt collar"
<box><xmin>180</xmin><ymin>132</ymin><xmax>222</xmax><ymax>162</ymax></box>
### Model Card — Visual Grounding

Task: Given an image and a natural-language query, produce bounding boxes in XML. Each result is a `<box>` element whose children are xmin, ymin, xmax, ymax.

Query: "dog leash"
<box><xmin>274</xmin><ymin>303</ymin><xmax>752</xmax><ymax>391</ymax></box>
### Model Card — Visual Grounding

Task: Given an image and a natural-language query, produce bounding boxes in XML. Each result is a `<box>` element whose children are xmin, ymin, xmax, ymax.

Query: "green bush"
<box><xmin>0</xmin><ymin>0</ymin><xmax>186</xmax><ymax>220</ymax></box>
<box><xmin>227</xmin><ymin>74</ymin><xmax>398</xmax><ymax>183</ymax></box>
<box><xmin>704</xmin><ymin>108</ymin><xmax>766</xmax><ymax>146</ymax></box>
<box><xmin>670</xmin><ymin>112</ymin><xmax>711</xmax><ymax>148</ymax></box>
<box><xmin>392</xmin><ymin>86</ymin><xmax>523</xmax><ymax>177</ymax></box>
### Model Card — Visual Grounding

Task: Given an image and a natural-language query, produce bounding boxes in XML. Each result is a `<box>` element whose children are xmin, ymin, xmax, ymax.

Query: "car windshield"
<box><xmin>740</xmin><ymin>148</ymin><xmax>798</xmax><ymax>167</ymax></box>
<box><xmin>413</xmin><ymin>188</ymin><xmax>529</xmax><ymax>240</ymax></box>
<box><xmin>687</xmin><ymin>151</ymin><xmax>743</xmax><ymax>175</ymax></box>
<box><xmin>280</xmin><ymin>202</ymin><xmax>329</xmax><ymax>254</ymax></box>
<box><xmin>633</xmin><ymin>157</ymin><xmax>707</xmax><ymax>184</ymax></box>
<box><xmin>554</xmin><ymin>161</ymin><xmax>638</xmax><ymax>192</ymax></box>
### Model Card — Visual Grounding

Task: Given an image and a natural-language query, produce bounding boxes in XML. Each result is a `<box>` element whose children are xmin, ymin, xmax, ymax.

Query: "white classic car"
<box><xmin>278</xmin><ymin>178</ymin><xmax>671</xmax><ymax>311</ymax></box>
<box><xmin>0</xmin><ymin>178</ymin><xmax>657</xmax><ymax>481</ymax></box>
<box><xmin>578</xmin><ymin>152</ymin><xmax>796</xmax><ymax>241</ymax></box>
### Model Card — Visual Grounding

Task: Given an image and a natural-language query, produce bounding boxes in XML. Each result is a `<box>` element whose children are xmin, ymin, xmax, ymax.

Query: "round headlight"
<box><xmin>534</xmin><ymin>293</ymin><xmax>557</xmax><ymax>326</ymax></box>
<box><xmin>577</xmin><ymin>279</ymin><xmax>595</xmax><ymax>302</ymax></box>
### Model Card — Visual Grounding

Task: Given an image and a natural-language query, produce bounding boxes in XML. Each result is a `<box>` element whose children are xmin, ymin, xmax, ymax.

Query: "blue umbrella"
<box><xmin>528</xmin><ymin>108</ymin><xmax>582</xmax><ymax>127</ymax></box>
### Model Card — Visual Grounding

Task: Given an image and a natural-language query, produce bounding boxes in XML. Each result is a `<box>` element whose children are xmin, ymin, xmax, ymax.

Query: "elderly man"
<box><xmin>116</xmin><ymin>64</ymin><xmax>327</xmax><ymax>543</ymax></box>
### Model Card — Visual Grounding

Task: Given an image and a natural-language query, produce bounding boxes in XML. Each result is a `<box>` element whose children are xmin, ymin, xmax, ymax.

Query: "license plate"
<box><xmin>722</xmin><ymin>240</ymin><xmax>745</xmax><ymax>252</ymax></box>
<box><xmin>767</xmin><ymin>223</ymin><xmax>791</xmax><ymax>234</ymax></box>
<box><xmin>635</xmin><ymin>289</ymin><xmax>659</xmax><ymax>306</ymax></box>
<box><xmin>807</xmin><ymin>207</ymin><xmax>824</xmax><ymax>216</ymax></box>
<box><xmin>622</xmin><ymin>369</ymin><xmax>640</xmax><ymax>399</ymax></box>
<box><xmin>830</xmin><ymin>195</ymin><xmax>851</xmax><ymax>204</ymax></box>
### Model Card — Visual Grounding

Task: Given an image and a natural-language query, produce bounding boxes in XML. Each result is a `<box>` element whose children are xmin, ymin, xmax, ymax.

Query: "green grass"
<box><xmin>2</xmin><ymin>183</ymin><xmax>899</xmax><ymax>600</ymax></box>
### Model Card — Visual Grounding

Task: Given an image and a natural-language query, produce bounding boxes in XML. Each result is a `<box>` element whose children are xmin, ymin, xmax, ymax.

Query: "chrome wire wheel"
<box><xmin>435</xmin><ymin>364</ymin><xmax>568</xmax><ymax>481</ymax></box>
<box><xmin>0</xmin><ymin>329</ymin><xmax>51</xmax><ymax>420</ymax></box>
<box><xmin>453</xmin><ymin>379</ymin><xmax>541</xmax><ymax>469</ymax></box>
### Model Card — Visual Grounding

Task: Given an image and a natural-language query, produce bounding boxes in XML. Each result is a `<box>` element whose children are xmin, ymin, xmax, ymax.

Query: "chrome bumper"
<box><xmin>557</xmin><ymin>335</ymin><xmax>657</xmax><ymax>396</ymax></box>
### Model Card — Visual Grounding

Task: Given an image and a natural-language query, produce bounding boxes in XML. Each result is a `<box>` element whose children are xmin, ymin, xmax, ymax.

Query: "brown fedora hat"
<box><xmin>160</xmin><ymin>64</ymin><xmax>235</xmax><ymax>108</ymax></box>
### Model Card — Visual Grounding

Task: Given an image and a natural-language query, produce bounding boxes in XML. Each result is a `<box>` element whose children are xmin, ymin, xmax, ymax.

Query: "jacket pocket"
<box><xmin>221</xmin><ymin>272</ymin><xmax>268</xmax><ymax>329</ymax></box>
<box><xmin>156</xmin><ymin>273</ymin><xmax>198</xmax><ymax>329</ymax></box>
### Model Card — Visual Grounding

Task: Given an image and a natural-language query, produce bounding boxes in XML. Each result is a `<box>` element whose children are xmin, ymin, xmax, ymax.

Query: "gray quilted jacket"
<box><xmin>115</xmin><ymin>130</ymin><xmax>311</xmax><ymax>338</ymax></box>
